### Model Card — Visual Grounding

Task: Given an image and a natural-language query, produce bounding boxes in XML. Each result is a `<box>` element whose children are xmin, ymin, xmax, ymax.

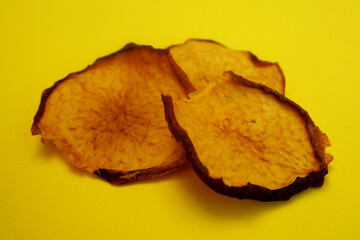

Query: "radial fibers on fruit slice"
<box><xmin>32</xmin><ymin>44</ymin><xmax>192</xmax><ymax>184</ymax></box>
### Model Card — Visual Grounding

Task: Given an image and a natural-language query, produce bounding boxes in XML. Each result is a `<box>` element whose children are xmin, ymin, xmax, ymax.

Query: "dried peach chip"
<box><xmin>169</xmin><ymin>39</ymin><xmax>285</xmax><ymax>94</ymax></box>
<box><xmin>32</xmin><ymin>44</ymin><xmax>192</xmax><ymax>184</ymax></box>
<box><xmin>162</xmin><ymin>72</ymin><xmax>331</xmax><ymax>201</ymax></box>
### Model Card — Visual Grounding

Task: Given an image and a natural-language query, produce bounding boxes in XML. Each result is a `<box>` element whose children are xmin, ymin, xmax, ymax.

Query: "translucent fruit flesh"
<box><xmin>169</xmin><ymin>39</ymin><xmax>285</xmax><ymax>94</ymax></box>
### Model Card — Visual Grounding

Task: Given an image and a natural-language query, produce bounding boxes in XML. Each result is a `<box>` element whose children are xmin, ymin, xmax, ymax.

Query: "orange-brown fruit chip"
<box><xmin>32</xmin><ymin>43</ymin><xmax>194</xmax><ymax>184</ymax></box>
<box><xmin>168</xmin><ymin>39</ymin><xmax>285</xmax><ymax>95</ymax></box>
<box><xmin>162</xmin><ymin>72</ymin><xmax>332</xmax><ymax>201</ymax></box>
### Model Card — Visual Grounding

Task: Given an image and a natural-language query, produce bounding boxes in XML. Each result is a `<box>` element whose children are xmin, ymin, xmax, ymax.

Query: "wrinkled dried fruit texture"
<box><xmin>32</xmin><ymin>45</ymin><xmax>190</xmax><ymax>183</ymax></box>
<box><xmin>163</xmin><ymin>72</ymin><xmax>331</xmax><ymax>199</ymax></box>
<box><xmin>169</xmin><ymin>39</ymin><xmax>285</xmax><ymax>94</ymax></box>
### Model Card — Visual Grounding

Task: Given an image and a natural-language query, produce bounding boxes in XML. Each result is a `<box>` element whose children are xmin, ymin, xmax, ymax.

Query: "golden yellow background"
<box><xmin>1</xmin><ymin>0</ymin><xmax>359</xmax><ymax>239</ymax></box>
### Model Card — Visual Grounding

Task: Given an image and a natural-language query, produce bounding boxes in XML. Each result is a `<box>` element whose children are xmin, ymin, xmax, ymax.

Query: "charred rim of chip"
<box><xmin>31</xmin><ymin>43</ymin><xmax>194</xmax><ymax>184</ymax></box>
<box><xmin>161</xmin><ymin>72</ymin><xmax>328</xmax><ymax>201</ymax></box>
<box><xmin>94</xmin><ymin>158</ymin><xmax>189</xmax><ymax>185</ymax></box>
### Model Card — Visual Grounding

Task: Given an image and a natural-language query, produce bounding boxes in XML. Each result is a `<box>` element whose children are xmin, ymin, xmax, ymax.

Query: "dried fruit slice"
<box><xmin>32</xmin><ymin>43</ymin><xmax>194</xmax><ymax>184</ymax></box>
<box><xmin>168</xmin><ymin>39</ymin><xmax>285</xmax><ymax>95</ymax></box>
<box><xmin>162</xmin><ymin>72</ymin><xmax>332</xmax><ymax>201</ymax></box>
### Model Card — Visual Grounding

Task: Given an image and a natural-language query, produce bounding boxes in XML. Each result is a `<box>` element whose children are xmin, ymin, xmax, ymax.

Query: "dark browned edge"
<box><xmin>248</xmin><ymin>51</ymin><xmax>286</xmax><ymax>95</ymax></box>
<box><xmin>167</xmin><ymin>39</ymin><xmax>286</xmax><ymax>95</ymax></box>
<box><xmin>161</xmin><ymin>72</ymin><xmax>329</xmax><ymax>201</ymax></box>
<box><xmin>94</xmin><ymin>158</ymin><xmax>188</xmax><ymax>185</ymax></box>
<box><xmin>31</xmin><ymin>42</ymin><xmax>193</xmax><ymax>184</ymax></box>
<box><xmin>166</xmin><ymin>38</ymin><xmax>226</xmax><ymax>50</ymax></box>
<box><xmin>167</xmin><ymin>52</ymin><xmax>196</xmax><ymax>94</ymax></box>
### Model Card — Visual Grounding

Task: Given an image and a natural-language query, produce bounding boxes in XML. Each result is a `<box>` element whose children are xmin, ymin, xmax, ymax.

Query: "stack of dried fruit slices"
<box><xmin>32</xmin><ymin>39</ymin><xmax>332</xmax><ymax>201</ymax></box>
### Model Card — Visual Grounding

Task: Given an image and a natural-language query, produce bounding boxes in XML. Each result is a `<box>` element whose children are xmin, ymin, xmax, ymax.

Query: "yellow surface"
<box><xmin>0</xmin><ymin>0</ymin><xmax>359</xmax><ymax>239</ymax></box>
